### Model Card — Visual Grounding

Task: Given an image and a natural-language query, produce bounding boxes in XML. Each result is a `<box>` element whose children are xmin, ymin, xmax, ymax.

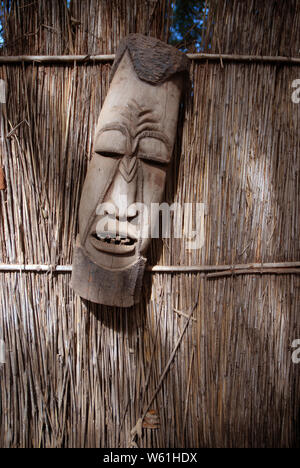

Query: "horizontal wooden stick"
<box><xmin>207</xmin><ymin>267</ymin><xmax>300</xmax><ymax>278</ymax></box>
<box><xmin>147</xmin><ymin>262</ymin><xmax>300</xmax><ymax>272</ymax></box>
<box><xmin>0</xmin><ymin>54</ymin><xmax>116</xmax><ymax>63</ymax></box>
<box><xmin>187</xmin><ymin>53</ymin><xmax>300</xmax><ymax>64</ymax></box>
<box><xmin>0</xmin><ymin>53</ymin><xmax>299</xmax><ymax>65</ymax></box>
<box><xmin>0</xmin><ymin>262</ymin><xmax>299</xmax><ymax>274</ymax></box>
<box><xmin>0</xmin><ymin>264</ymin><xmax>72</xmax><ymax>272</ymax></box>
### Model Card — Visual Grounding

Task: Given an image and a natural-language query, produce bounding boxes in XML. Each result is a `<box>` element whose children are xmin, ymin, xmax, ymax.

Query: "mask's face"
<box><xmin>78</xmin><ymin>51</ymin><xmax>183</xmax><ymax>271</ymax></box>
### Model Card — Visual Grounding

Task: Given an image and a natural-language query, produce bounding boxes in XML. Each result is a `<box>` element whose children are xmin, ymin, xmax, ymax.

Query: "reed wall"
<box><xmin>0</xmin><ymin>0</ymin><xmax>299</xmax><ymax>447</ymax></box>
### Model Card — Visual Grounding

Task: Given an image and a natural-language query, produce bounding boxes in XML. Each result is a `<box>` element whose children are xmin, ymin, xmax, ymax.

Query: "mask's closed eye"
<box><xmin>94</xmin><ymin>130</ymin><xmax>127</xmax><ymax>157</ymax></box>
<box><xmin>138</xmin><ymin>137</ymin><xmax>171</xmax><ymax>164</ymax></box>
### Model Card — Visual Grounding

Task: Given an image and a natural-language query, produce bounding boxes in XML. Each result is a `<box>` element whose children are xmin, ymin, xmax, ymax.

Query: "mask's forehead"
<box><xmin>95</xmin><ymin>52</ymin><xmax>182</xmax><ymax>146</ymax></box>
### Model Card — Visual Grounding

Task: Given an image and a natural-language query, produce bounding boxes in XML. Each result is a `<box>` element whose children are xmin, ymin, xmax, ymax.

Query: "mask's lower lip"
<box><xmin>89</xmin><ymin>232</ymin><xmax>137</xmax><ymax>254</ymax></box>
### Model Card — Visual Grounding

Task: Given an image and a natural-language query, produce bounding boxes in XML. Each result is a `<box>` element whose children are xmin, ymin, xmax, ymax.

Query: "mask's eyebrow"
<box><xmin>97</xmin><ymin>122</ymin><xmax>131</xmax><ymax>139</ymax></box>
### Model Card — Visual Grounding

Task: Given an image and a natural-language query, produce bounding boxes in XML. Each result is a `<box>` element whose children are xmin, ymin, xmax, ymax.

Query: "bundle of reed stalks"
<box><xmin>0</xmin><ymin>0</ymin><xmax>299</xmax><ymax>448</ymax></box>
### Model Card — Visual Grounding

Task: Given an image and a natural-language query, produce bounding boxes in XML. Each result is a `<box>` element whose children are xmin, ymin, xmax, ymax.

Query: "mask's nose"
<box><xmin>104</xmin><ymin>155</ymin><xmax>138</xmax><ymax>220</ymax></box>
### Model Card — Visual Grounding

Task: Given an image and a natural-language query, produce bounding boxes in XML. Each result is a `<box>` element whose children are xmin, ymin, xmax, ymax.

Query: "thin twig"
<box><xmin>6</xmin><ymin>119</ymin><xmax>29</xmax><ymax>138</ymax></box>
<box><xmin>142</xmin><ymin>293</ymin><xmax>199</xmax><ymax>419</ymax></box>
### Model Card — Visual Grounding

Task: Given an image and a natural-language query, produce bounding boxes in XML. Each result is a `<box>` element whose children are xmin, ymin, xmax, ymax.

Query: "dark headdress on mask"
<box><xmin>110</xmin><ymin>34</ymin><xmax>190</xmax><ymax>85</ymax></box>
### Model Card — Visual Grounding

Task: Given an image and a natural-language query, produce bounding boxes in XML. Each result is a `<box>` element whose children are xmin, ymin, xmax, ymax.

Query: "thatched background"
<box><xmin>0</xmin><ymin>0</ymin><xmax>299</xmax><ymax>447</ymax></box>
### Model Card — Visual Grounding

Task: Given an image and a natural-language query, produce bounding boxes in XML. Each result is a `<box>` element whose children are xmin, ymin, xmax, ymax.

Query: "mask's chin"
<box><xmin>71</xmin><ymin>236</ymin><xmax>147</xmax><ymax>307</ymax></box>
<box><xmin>72</xmin><ymin>210</ymin><xmax>151</xmax><ymax>306</ymax></box>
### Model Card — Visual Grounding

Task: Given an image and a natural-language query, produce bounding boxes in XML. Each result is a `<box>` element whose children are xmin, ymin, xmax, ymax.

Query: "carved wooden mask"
<box><xmin>71</xmin><ymin>34</ymin><xmax>189</xmax><ymax>307</ymax></box>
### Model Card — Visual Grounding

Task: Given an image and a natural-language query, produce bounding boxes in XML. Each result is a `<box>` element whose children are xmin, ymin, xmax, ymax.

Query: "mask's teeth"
<box><xmin>94</xmin><ymin>233</ymin><xmax>135</xmax><ymax>246</ymax></box>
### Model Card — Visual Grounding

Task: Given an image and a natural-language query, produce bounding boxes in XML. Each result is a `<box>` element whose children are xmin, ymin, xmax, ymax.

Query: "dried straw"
<box><xmin>0</xmin><ymin>0</ymin><xmax>299</xmax><ymax>448</ymax></box>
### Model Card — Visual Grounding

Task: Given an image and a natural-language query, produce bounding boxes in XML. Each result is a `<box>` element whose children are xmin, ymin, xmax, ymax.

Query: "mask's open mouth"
<box><xmin>89</xmin><ymin>231</ymin><xmax>137</xmax><ymax>254</ymax></box>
